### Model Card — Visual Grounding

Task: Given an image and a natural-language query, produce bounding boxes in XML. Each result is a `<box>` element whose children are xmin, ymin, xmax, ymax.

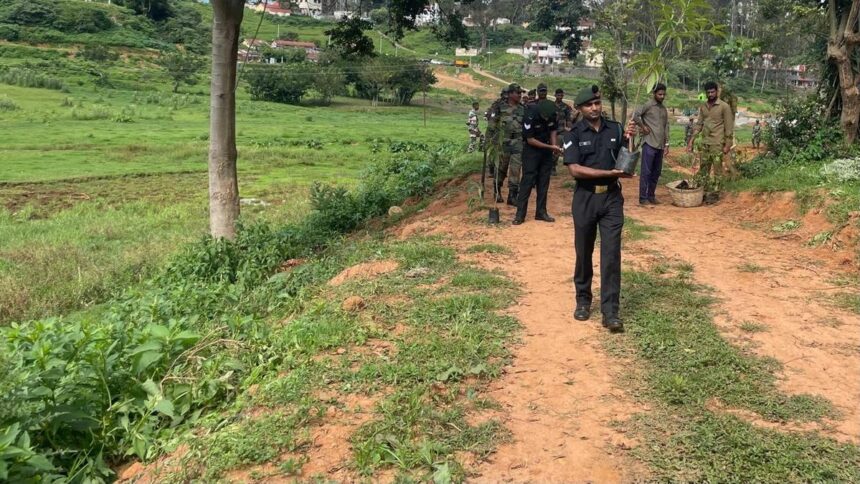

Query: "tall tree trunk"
<box><xmin>827</xmin><ymin>0</ymin><xmax>860</xmax><ymax>145</ymax></box>
<box><xmin>829</xmin><ymin>41</ymin><xmax>860</xmax><ymax>144</ymax></box>
<box><xmin>208</xmin><ymin>0</ymin><xmax>244</xmax><ymax>240</ymax></box>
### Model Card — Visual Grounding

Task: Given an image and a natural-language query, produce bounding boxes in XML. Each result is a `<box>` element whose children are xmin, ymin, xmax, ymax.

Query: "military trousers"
<box><xmin>516</xmin><ymin>146</ymin><xmax>553</xmax><ymax>218</ymax></box>
<box><xmin>496</xmin><ymin>140</ymin><xmax>522</xmax><ymax>197</ymax></box>
<box><xmin>572</xmin><ymin>184</ymin><xmax>624</xmax><ymax>317</ymax></box>
<box><xmin>694</xmin><ymin>146</ymin><xmax>724</xmax><ymax>194</ymax></box>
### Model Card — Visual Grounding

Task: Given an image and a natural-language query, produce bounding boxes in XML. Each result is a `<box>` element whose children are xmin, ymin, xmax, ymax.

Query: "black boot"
<box><xmin>507</xmin><ymin>188</ymin><xmax>518</xmax><ymax>206</ymax></box>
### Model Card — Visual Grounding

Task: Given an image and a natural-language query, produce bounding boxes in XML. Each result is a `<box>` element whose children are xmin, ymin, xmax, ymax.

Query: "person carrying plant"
<box><xmin>563</xmin><ymin>85</ymin><xmax>636</xmax><ymax>333</ymax></box>
<box><xmin>686</xmin><ymin>81</ymin><xmax>734</xmax><ymax>204</ymax></box>
<box><xmin>632</xmin><ymin>83</ymin><xmax>670</xmax><ymax>205</ymax></box>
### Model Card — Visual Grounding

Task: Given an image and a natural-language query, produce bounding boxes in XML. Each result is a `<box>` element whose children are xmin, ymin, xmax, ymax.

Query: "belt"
<box><xmin>577</xmin><ymin>182</ymin><xmax>620</xmax><ymax>194</ymax></box>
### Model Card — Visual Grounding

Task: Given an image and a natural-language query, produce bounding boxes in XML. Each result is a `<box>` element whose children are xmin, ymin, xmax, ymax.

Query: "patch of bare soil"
<box><xmin>328</xmin><ymin>260</ymin><xmax>399</xmax><ymax>287</ymax></box>
<box><xmin>223</xmin><ymin>393</ymin><xmax>380</xmax><ymax>483</ymax></box>
<box><xmin>433</xmin><ymin>69</ymin><xmax>497</xmax><ymax>100</ymax></box>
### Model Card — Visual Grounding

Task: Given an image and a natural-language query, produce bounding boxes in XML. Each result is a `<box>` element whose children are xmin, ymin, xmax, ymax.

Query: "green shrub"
<box><xmin>0</xmin><ymin>67</ymin><xmax>67</xmax><ymax>91</ymax></box>
<box><xmin>0</xmin><ymin>22</ymin><xmax>20</xmax><ymax>41</ymax></box>
<box><xmin>245</xmin><ymin>64</ymin><xmax>313</xmax><ymax>105</ymax></box>
<box><xmin>0</xmin><ymin>97</ymin><xmax>20</xmax><ymax>111</ymax></box>
<box><xmin>0</xmin><ymin>139</ymin><xmax>465</xmax><ymax>481</ymax></box>
<box><xmin>79</xmin><ymin>44</ymin><xmax>119</xmax><ymax>62</ymax></box>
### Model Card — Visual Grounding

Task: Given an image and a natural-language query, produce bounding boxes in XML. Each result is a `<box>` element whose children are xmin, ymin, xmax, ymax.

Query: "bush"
<box><xmin>0</xmin><ymin>67</ymin><xmax>67</xmax><ymax>91</ymax></box>
<box><xmin>0</xmin><ymin>22</ymin><xmax>19</xmax><ymax>41</ymax></box>
<box><xmin>0</xmin><ymin>97</ymin><xmax>20</xmax><ymax>111</ymax></box>
<box><xmin>79</xmin><ymin>44</ymin><xmax>119</xmax><ymax>62</ymax></box>
<box><xmin>245</xmin><ymin>64</ymin><xmax>313</xmax><ymax>105</ymax></box>
<box><xmin>821</xmin><ymin>157</ymin><xmax>860</xmax><ymax>182</ymax></box>
<box><xmin>0</xmin><ymin>141</ymin><xmax>465</xmax><ymax>482</ymax></box>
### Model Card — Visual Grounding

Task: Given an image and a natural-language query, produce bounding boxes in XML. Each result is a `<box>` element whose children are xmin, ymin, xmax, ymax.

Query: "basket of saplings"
<box><xmin>666</xmin><ymin>179</ymin><xmax>704</xmax><ymax>207</ymax></box>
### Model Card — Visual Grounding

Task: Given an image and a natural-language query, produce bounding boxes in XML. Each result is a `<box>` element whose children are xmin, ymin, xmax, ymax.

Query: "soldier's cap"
<box><xmin>528</xmin><ymin>89</ymin><xmax>536</xmax><ymax>96</ymax></box>
<box><xmin>574</xmin><ymin>85</ymin><xmax>601</xmax><ymax>107</ymax></box>
<box><xmin>507</xmin><ymin>83</ymin><xmax>521</xmax><ymax>93</ymax></box>
<box><xmin>555</xmin><ymin>88</ymin><xmax>564</xmax><ymax>94</ymax></box>
<box><xmin>536</xmin><ymin>83</ymin><xmax>548</xmax><ymax>92</ymax></box>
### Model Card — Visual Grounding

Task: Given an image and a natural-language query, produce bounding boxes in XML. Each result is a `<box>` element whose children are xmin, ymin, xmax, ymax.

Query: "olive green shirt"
<box><xmin>692</xmin><ymin>99</ymin><xmax>734</xmax><ymax>148</ymax></box>
<box><xmin>633</xmin><ymin>98</ymin><xmax>670</xmax><ymax>150</ymax></box>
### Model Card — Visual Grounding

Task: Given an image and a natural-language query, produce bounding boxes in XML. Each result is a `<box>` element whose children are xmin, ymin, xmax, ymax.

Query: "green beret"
<box><xmin>574</xmin><ymin>85</ymin><xmax>601</xmax><ymax>106</ymax></box>
<box><xmin>507</xmin><ymin>83</ymin><xmax>521</xmax><ymax>93</ymax></box>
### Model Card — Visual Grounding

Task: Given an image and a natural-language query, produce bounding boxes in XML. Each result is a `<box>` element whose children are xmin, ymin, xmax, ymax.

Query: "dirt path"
<box><xmin>433</xmin><ymin>69</ymin><xmax>498</xmax><ymax>100</ymax></box>
<box><xmin>393</xmin><ymin>168</ymin><xmax>859</xmax><ymax>480</ymax></box>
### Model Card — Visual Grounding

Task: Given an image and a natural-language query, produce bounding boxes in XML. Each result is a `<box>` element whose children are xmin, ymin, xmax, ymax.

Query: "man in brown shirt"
<box><xmin>633</xmin><ymin>83</ymin><xmax>670</xmax><ymax>205</ymax></box>
<box><xmin>686</xmin><ymin>81</ymin><xmax>734</xmax><ymax>203</ymax></box>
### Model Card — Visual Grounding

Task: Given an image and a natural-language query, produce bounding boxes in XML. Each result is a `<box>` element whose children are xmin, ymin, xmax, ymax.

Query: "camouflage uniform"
<box><xmin>690</xmin><ymin>98</ymin><xmax>733</xmax><ymax>197</ymax></box>
<box><xmin>684</xmin><ymin>119</ymin><xmax>694</xmax><ymax>146</ymax></box>
<box><xmin>552</xmin><ymin>99</ymin><xmax>574</xmax><ymax>174</ymax></box>
<box><xmin>752</xmin><ymin>122</ymin><xmax>762</xmax><ymax>148</ymax></box>
<box><xmin>496</xmin><ymin>101</ymin><xmax>524</xmax><ymax>202</ymax></box>
<box><xmin>466</xmin><ymin>108</ymin><xmax>481</xmax><ymax>152</ymax></box>
<box><xmin>485</xmin><ymin>92</ymin><xmax>507</xmax><ymax>178</ymax></box>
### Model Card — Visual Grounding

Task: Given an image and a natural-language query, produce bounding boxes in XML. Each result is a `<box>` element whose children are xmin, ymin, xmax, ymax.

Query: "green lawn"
<box><xmin>0</xmin><ymin>66</ymin><xmax>476</xmax><ymax>324</ymax></box>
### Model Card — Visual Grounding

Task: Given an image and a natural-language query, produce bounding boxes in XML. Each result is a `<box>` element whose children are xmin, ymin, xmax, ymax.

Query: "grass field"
<box><xmin>0</xmin><ymin>65</ymin><xmax>475</xmax><ymax>324</ymax></box>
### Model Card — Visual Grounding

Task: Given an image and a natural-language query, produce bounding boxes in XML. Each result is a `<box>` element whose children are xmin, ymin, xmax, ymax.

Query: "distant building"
<box><xmin>249</xmin><ymin>1</ymin><xmax>291</xmax><ymax>17</ymax></box>
<box><xmin>523</xmin><ymin>41</ymin><xmax>565</xmax><ymax>65</ymax></box>
<box><xmin>415</xmin><ymin>3</ymin><xmax>440</xmax><ymax>26</ymax></box>
<box><xmin>294</xmin><ymin>0</ymin><xmax>322</xmax><ymax>16</ymax></box>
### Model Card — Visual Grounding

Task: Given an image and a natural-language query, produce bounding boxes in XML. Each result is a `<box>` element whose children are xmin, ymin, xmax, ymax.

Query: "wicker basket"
<box><xmin>666</xmin><ymin>180</ymin><xmax>704</xmax><ymax>208</ymax></box>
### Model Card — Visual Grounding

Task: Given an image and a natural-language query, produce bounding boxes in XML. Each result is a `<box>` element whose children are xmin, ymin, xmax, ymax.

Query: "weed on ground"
<box><xmin>155</xmin><ymin>237</ymin><xmax>520</xmax><ymax>482</ymax></box>
<box><xmin>611</xmin><ymin>262</ymin><xmax>860</xmax><ymax>482</ymax></box>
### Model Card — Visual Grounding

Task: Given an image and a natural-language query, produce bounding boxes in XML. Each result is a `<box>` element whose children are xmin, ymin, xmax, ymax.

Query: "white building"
<box><xmin>415</xmin><ymin>3</ymin><xmax>440</xmax><ymax>26</ymax></box>
<box><xmin>295</xmin><ymin>0</ymin><xmax>322</xmax><ymax>16</ymax></box>
<box><xmin>523</xmin><ymin>41</ymin><xmax>565</xmax><ymax>65</ymax></box>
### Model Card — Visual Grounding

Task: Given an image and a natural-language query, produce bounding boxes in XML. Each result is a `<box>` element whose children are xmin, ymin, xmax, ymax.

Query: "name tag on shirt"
<box><xmin>578</xmin><ymin>141</ymin><xmax>592</xmax><ymax>147</ymax></box>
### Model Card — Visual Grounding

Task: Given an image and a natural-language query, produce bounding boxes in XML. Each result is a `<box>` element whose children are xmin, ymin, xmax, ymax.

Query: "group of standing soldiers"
<box><xmin>464</xmin><ymin>80</ymin><xmax>743</xmax><ymax>332</ymax></box>
<box><xmin>470</xmin><ymin>82</ymin><xmax>579</xmax><ymax>224</ymax></box>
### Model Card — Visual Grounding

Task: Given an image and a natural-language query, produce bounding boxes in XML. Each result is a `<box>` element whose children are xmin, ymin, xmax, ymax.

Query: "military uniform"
<box><xmin>564</xmin><ymin>85</ymin><xmax>628</xmax><ymax>331</ymax></box>
<box><xmin>752</xmin><ymin>121</ymin><xmax>762</xmax><ymax>148</ymax></box>
<box><xmin>690</xmin><ymin>98</ymin><xmax>734</xmax><ymax>195</ymax></box>
<box><xmin>467</xmin><ymin>107</ymin><xmax>481</xmax><ymax>152</ymax></box>
<box><xmin>496</xmin><ymin>98</ymin><xmax>524</xmax><ymax>203</ymax></box>
<box><xmin>553</xmin><ymin>96</ymin><xmax>574</xmax><ymax>175</ymax></box>
<box><xmin>485</xmin><ymin>91</ymin><xmax>507</xmax><ymax>178</ymax></box>
<box><xmin>515</xmin><ymin>99</ymin><xmax>557</xmax><ymax>221</ymax></box>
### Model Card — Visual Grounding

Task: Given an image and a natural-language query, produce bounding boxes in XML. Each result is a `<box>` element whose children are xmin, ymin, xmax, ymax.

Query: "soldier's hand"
<box><xmin>686</xmin><ymin>143</ymin><xmax>693</xmax><ymax>153</ymax></box>
<box><xmin>552</xmin><ymin>145</ymin><xmax>564</xmax><ymax>154</ymax></box>
<box><xmin>641</xmin><ymin>125</ymin><xmax>651</xmax><ymax>135</ymax></box>
<box><xmin>722</xmin><ymin>145</ymin><xmax>731</xmax><ymax>155</ymax></box>
<box><xmin>624</xmin><ymin>120</ymin><xmax>636</xmax><ymax>138</ymax></box>
<box><xmin>610</xmin><ymin>169</ymin><xmax>633</xmax><ymax>179</ymax></box>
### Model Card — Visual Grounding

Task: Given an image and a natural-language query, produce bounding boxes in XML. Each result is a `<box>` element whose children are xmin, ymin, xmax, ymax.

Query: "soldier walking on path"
<box><xmin>687</xmin><ymin>81</ymin><xmax>734</xmax><ymax>205</ymax></box>
<box><xmin>563</xmin><ymin>85</ymin><xmax>635</xmax><ymax>333</ymax></box>
<box><xmin>513</xmin><ymin>83</ymin><xmax>562</xmax><ymax>225</ymax></box>
<box><xmin>752</xmin><ymin>119</ymin><xmax>762</xmax><ymax>148</ymax></box>
<box><xmin>632</xmin><ymin>83</ymin><xmax>670</xmax><ymax>205</ymax></box>
<box><xmin>466</xmin><ymin>101</ymin><xmax>482</xmax><ymax>153</ymax></box>
<box><xmin>495</xmin><ymin>84</ymin><xmax>524</xmax><ymax>204</ymax></box>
